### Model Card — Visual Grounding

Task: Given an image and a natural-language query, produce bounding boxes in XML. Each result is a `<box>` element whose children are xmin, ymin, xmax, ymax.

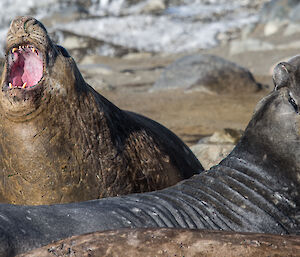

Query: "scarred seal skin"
<box><xmin>0</xmin><ymin>16</ymin><xmax>203</xmax><ymax>205</ymax></box>
<box><xmin>18</xmin><ymin>228</ymin><xmax>300</xmax><ymax>257</ymax></box>
<box><xmin>0</xmin><ymin>56</ymin><xmax>300</xmax><ymax>256</ymax></box>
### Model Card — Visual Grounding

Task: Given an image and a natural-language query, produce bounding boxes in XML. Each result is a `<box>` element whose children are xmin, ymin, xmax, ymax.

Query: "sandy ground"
<box><xmin>102</xmin><ymin>88</ymin><xmax>265</xmax><ymax>146</ymax></box>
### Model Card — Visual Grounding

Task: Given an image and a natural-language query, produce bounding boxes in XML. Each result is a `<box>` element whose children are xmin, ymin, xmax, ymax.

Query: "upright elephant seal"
<box><xmin>0</xmin><ymin>56</ymin><xmax>300</xmax><ymax>256</ymax></box>
<box><xmin>0</xmin><ymin>16</ymin><xmax>203</xmax><ymax>205</ymax></box>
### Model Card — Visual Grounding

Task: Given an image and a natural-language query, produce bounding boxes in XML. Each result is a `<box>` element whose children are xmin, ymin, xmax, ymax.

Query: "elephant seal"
<box><xmin>18</xmin><ymin>228</ymin><xmax>300</xmax><ymax>257</ymax></box>
<box><xmin>0</xmin><ymin>16</ymin><xmax>203</xmax><ymax>205</ymax></box>
<box><xmin>0</xmin><ymin>56</ymin><xmax>299</xmax><ymax>256</ymax></box>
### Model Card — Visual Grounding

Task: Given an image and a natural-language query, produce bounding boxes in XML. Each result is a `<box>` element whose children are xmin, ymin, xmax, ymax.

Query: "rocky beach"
<box><xmin>1</xmin><ymin>0</ymin><xmax>300</xmax><ymax>169</ymax></box>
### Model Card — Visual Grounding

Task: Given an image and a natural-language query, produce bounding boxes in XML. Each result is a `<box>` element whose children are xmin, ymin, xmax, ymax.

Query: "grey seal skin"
<box><xmin>1</xmin><ymin>57</ymin><xmax>300</xmax><ymax>256</ymax></box>
<box><xmin>0</xmin><ymin>16</ymin><xmax>203</xmax><ymax>205</ymax></box>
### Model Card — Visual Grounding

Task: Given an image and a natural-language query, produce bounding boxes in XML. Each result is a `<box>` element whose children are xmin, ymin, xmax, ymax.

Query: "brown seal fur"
<box><xmin>18</xmin><ymin>228</ymin><xmax>300</xmax><ymax>257</ymax></box>
<box><xmin>0</xmin><ymin>16</ymin><xmax>203</xmax><ymax>205</ymax></box>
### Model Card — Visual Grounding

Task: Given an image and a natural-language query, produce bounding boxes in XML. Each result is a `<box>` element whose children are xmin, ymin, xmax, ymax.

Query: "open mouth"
<box><xmin>6</xmin><ymin>44</ymin><xmax>43</xmax><ymax>89</ymax></box>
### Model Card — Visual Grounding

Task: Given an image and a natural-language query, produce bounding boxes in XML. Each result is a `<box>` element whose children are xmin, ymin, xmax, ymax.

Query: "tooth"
<box><xmin>22</xmin><ymin>82</ymin><xmax>27</xmax><ymax>88</ymax></box>
<box><xmin>9</xmin><ymin>83</ymin><xmax>12</xmax><ymax>88</ymax></box>
<box><xmin>12</xmin><ymin>48</ymin><xmax>18</xmax><ymax>53</ymax></box>
<box><xmin>32</xmin><ymin>48</ymin><xmax>36</xmax><ymax>53</ymax></box>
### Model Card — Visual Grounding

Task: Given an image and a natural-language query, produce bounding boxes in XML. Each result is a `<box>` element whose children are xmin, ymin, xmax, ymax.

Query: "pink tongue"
<box><xmin>10</xmin><ymin>50</ymin><xmax>43</xmax><ymax>88</ymax></box>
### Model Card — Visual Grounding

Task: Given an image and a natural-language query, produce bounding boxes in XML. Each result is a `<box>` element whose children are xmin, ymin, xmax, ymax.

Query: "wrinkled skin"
<box><xmin>0</xmin><ymin>55</ymin><xmax>299</xmax><ymax>257</ymax></box>
<box><xmin>238</xmin><ymin>55</ymin><xmax>300</xmax><ymax>190</ymax></box>
<box><xmin>0</xmin><ymin>16</ymin><xmax>203</xmax><ymax>205</ymax></box>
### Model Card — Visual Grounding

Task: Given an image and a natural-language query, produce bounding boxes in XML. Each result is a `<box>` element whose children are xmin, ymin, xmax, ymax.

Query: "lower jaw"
<box><xmin>5</xmin><ymin>79</ymin><xmax>42</xmax><ymax>91</ymax></box>
<box><xmin>0</xmin><ymin>84</ymin><xmax>47</xmax><ymax>121</ymax></box>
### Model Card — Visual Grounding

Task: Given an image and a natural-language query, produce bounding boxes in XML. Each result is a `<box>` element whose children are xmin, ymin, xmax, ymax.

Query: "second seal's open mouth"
<box><xmin>7</xmin><ymin>44</ymin><xmax>43</xmax><ymax>89</ymax></box>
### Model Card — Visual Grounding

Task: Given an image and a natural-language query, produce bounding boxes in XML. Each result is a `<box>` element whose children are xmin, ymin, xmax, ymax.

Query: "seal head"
<box><xmin>1</xmin><ymin>16</ymin><xmax>81</xmax><ymax>120</ymax></box>
<box><xmin>233</xmin><ymin>55</ymin><xmax>300</xmax><ymax>193</ymax></box>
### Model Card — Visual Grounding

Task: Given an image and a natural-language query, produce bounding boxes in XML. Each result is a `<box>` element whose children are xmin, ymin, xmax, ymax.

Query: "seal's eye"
<box><xmin>288</xmin><ymin>93</ymin><xmax>298</xmax><ymax>113</ymax></box>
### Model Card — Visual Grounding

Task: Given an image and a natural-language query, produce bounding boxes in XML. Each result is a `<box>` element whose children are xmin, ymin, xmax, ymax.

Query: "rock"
<box><xmin>259</xmin><ymin>0</ymin><xmax>300</xmax><ymax>23</ymax></box>
<box><xmin>229</xmin><ymin>39</ymin><xmax>274</xmax><ymax>55</ymax></box>
<box><xmin>50</xmin><ymin>30</ymin><xmax>139</xmax><ymax>62</ymax></box>
<box><xmin>289</xmin><ymin>4</ymin><xmax>300</xmax><ymax>22</ymax></box>
<box><xmin>283</xmin><ymin>23</ymin><xmax>300</xmax><ymax>36</ymax></box>
<box><xmin>209</xmin><ymin>128</ymin><xmax>242</xmax><ymax>144</ymax></box>
<box><xmin>263</xmin><ymin>20</ymin><xmax>286</xmax><ymax>36</ymax></box>
<box><xmin>122</xmin><ymin>52</ymin><xmax>153</xmax><ymax>60</ymax></box>
<box><xmin>259</xmin><ymin>0</ymin><xmax>300</xmax><ymax>36</ymax></box>
<box><xmin>129</xmin><ymin>0</ymin><xmax>166</xmax><ymax>14</ymax></box>
<box><xmin>81</xmin><ymin>74</ymin><xmax>115</xmax><ymax>91</ymax></box>
<box><xmin>142</xmin><ymin>0</ymin><xmax>166</xmax><ymax>13</ymax></box>
<box><xmin>190</xmin><ymin>128</ymin><xmax>243</xmax><ymax>170</ymax></box>
<box><xmin>61</xmin><ymin>34</ymin><xmax>88</xmax><ymax>49</ymax></box>
<box><xmin>91</xmin><ymin>0</ymin><xmax>167</xmax><ymax>16</ymax></box>
<box><xmin>151</xmin><ymin>54</ymin><xmax>262</xmax><ymax>94</ymax></box>
<box><xmin>190</xmin><ymin>143</ymin><xmax>234</xmax><ymax>170</ymax></box>
<box><xmin>79</xmin><ymin>63</ymin><xmax>114</xmax><ymax>75</ymax></box>
<box><xmin>277</xmin><ymin>41</ymin><xmax>300</xmax><ymax>50</ymax></box>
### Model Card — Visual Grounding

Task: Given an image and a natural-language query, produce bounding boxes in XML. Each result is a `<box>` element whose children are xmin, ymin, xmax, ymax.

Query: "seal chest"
<box><xmin>0</xmin><ymin>16</ymin><xmax>203</xmax><ymax>205</ymax></box>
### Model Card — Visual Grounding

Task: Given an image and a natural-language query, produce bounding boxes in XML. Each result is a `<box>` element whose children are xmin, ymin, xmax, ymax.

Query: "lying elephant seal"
<box><xmin>19</xmin><ymin>228</ymin><xmax>300</xmax><ymax>257</ymax></box>
<box><xmin>0</xmin><ymin>16</ymin><xmax>203</xmax><ymax>205</ymax></box>
<box><xmin>0</xmin><ymin>56</ymin><xmax>300</xmax><ymax>256</ymax></box>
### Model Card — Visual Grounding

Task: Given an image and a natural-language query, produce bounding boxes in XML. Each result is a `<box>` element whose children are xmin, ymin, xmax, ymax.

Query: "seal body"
<box><xmin>0</xmin><ymin>56</ymin><xmax>300</xmax><ymax>256</ymax></box>
<box><xmin>19</xmin><ymin>228</ymin><xmax>300</xmax><ymax>257</ymax></box>
<box><xmin>0</xmin><ymin>16</ymin><xmax>203</xmax><ymax>205</ymax></box>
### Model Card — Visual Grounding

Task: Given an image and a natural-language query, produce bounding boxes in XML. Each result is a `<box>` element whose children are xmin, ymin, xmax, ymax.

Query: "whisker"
<box><xmin>279</xmin><ymin>112</ymin><xmax>294</xmax><ymax>116</ymax></box>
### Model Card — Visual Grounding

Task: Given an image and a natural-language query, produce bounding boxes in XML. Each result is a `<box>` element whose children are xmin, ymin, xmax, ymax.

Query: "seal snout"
<box><xmin>9</xmin><ymin>16</ymin><xmax>35</xmax><ymax>38</ymax></box>
<box><xmin>273</xmin><ymin>62</ymin><xmax>295</xmax><ymax>91</ymax></box>
<box><xmin>6</xmin><ymin>16</ymin><xmax>49</xmax><ymax>50</ymax></box>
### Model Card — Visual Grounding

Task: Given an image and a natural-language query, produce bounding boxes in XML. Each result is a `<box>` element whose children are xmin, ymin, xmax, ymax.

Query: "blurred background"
<box><xmin>1</xmin><ymin>0</ymin><xmax>299</xmax><ymax>168</ymax></box>
<box><xmin>0</xmin><ymin>0</ymin><xmax>265</xmax><ymax>57</ymax></box>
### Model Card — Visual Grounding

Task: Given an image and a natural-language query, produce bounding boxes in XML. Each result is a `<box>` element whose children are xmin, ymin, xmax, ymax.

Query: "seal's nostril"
<box><xmin>6</xmin><ymin>16</ymin><xmax>51</xmax><ymax>57</ymax></box>
<box><xmin>10</xmin><ymin>17</ymin><xmax>28</xmax><ymax>34</ymax></box>
<box><xmin>24</xmin><ymin>18</ymin><xmax>37</xmax><ymax>34</ymax></box>
<box><xmin>9</xmin><ymin>16</ymin><xmax>35</xmax><ymax>36</ymax></box>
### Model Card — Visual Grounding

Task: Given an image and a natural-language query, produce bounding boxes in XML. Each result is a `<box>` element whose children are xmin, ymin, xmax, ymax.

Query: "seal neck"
<box><xmin>226</xmin><ymin>138</ymin><xmax>285</xmax><ymax>180</ymax></box>
<box><xmin>221</xmin><ymin>136</ymin><xmax>300</xmax><ymax>206</ymax></box>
